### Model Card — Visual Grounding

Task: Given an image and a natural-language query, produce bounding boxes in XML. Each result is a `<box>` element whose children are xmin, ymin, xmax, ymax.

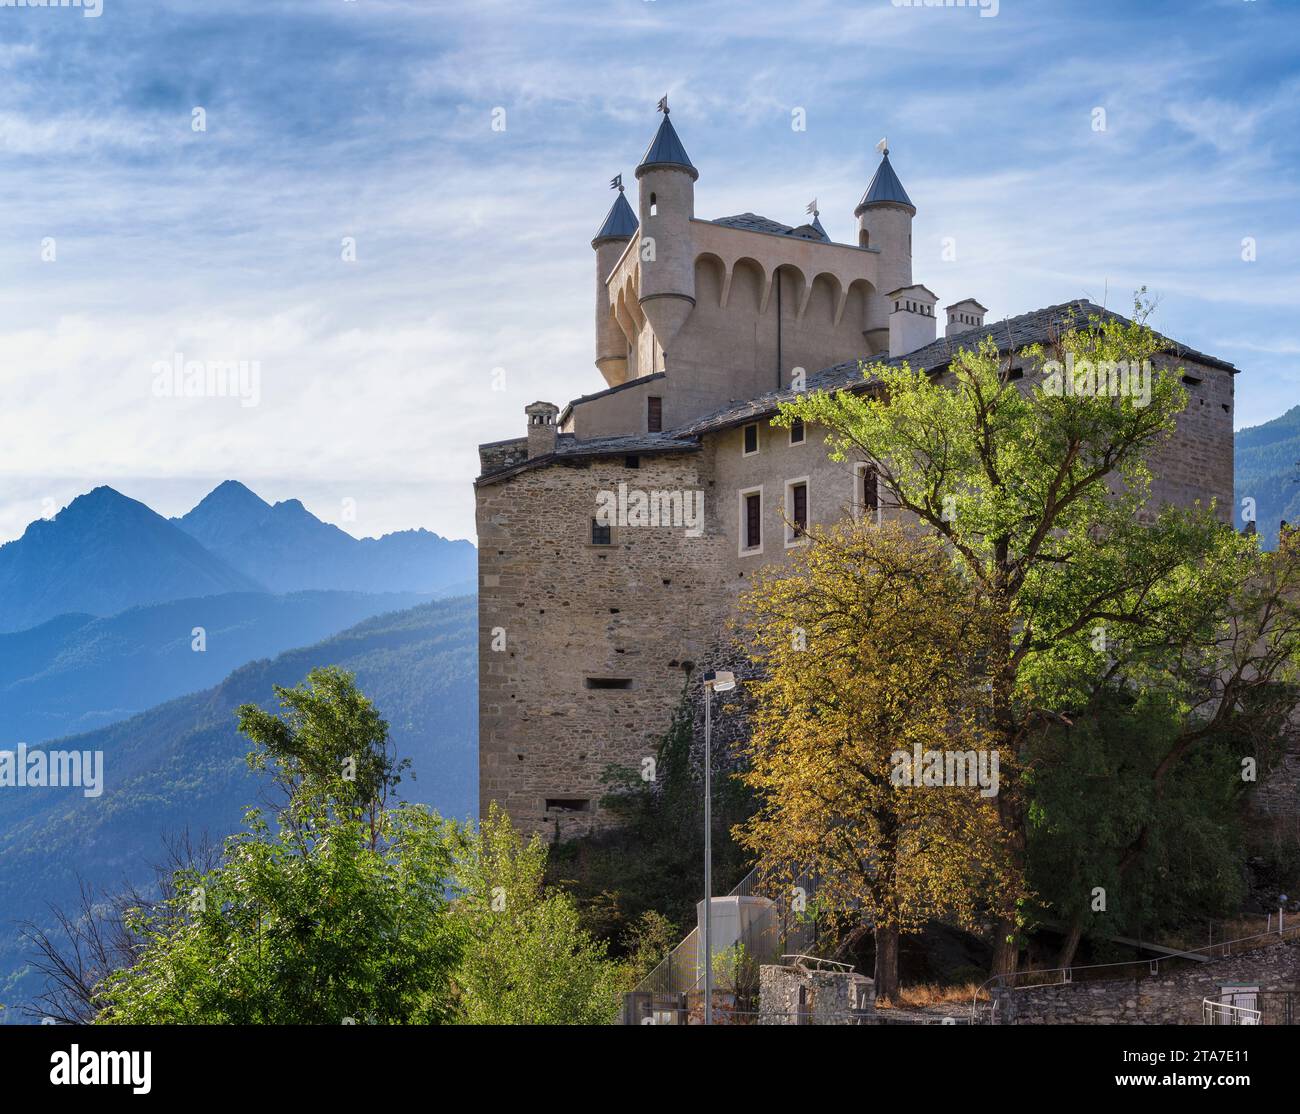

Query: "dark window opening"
<box><xmin>862</xmin><ymin>466</ymin><xmax>879</xmax><ymax>520</ymax></box>
<box><xmin>743</xmin><ymin>423</ymin><xmax>759</xmax><ymax>454</ymax></box>
<box><xmin>791</xmin><ymin>482</ymin><xmax>807</xmax><ymax>536</ymax></box>
<box><xmin>1182</xmin><ymin>374</ymin><xmax>1203</xmax><ymax>386</ymax></box>
<box><xmin>591</xmin><ymin>518</ymin><xmax>612</xmax><ymax>545</ymax></box>
<box><xmin>649</xmin><ymin>193</ymin><xmax>657</xmax><ymax>216</ymax></box>
<box><xmin>545</xmin><ymin>798</ymin><xmax>591</xmax><ymax>813</ymax></box>
<box><xmin>625</xmin><ymin>454</ymin><xmax>640</xmax><ymax>469</ymax></box>
<box><xmin>790</xmin><ymin>417</ymin><xmax>805</xmax><ymax>444</ymax></box>
<box><xmin>585</xmin><ymin>677</ymin><xmax>632</xmax><ymax>689</ymax></box>
<box><xmin>744</xmin><ymin>492</ymin><xmax>762</xmax><ymax>549</ymax></box>
<box><xmin>647</xmin><ymin>396</ymin><xmax>663</xmax><ymax>433</ymax></box>
<box><xmin>1007</xmin><ymin>368</ymin><xmax>1024</xmax><ymax>381</ymax></box>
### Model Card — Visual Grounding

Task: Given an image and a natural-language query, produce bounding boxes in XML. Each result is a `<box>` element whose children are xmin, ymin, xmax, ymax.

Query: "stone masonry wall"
<box><xmin>476</xmin><ymin>447</ymin><xmax>735</xmax><ymax>839</ymax></box>
<box><xmin>993</xmin><ymin>937</ymin><xmax>1300</xmax><ymax>1024</ymax></box>
<box><xmin>477</xmin><ymin>346</ymin><xmax>1243</xmax><ymax>837</ymax></box>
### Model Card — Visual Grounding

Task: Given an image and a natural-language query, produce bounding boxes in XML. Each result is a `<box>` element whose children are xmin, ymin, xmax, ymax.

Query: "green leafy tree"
<box><xmin>779</xmin><ymin>298</ymin><xmax>1300</xmax><ymax>974</ymax></box>
<box><xmin>238</xmin><ymin>665</ymin><xmax>408</xmax><ymax>844</ymax></box>
<box><xmin>96</xmin><ymin>804</ymin><xmax>460</xmax><ymax>1024</ymax></box>
<box><xmin>449</xmin><ymin>805</ymin><xmax>623</xmax><ymax>1024</ymax></box>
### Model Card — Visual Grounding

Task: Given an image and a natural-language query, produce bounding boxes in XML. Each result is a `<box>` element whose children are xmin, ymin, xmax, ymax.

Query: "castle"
<box><xmin>475</xmin><ymin>106</ymin><xmax>1237</xmax><ymax>839</ymax></box>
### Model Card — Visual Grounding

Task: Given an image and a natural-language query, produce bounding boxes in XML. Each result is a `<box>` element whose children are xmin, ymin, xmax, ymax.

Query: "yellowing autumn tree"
<box><xmin>734</xmin><ymin>520</ymin><xmax>1013</xmax><ymax>1002</ymax></box>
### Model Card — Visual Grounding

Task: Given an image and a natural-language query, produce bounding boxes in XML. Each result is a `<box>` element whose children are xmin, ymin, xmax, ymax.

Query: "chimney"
<box><xmin>945</xmin><ymin>298</ymin><xmax>988</xmax><ymax>339</ymax></box>
<box><xmin>887</xmin><ymin>284</ymin><xmax>938</xmax><ymax>358</ymax></box>
<box><xmin>525</xmin><ymin>401</ymin><xmax>559</xmax><ymax>459</ymax></box>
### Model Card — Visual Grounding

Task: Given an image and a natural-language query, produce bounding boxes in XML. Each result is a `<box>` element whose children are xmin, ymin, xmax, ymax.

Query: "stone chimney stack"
<box><xmin>888</xmin><ymin>284</ymin><xmax>938</xmax><ymax>359</ymax></box>
<box><xmin>525</xmin><ymin>401</ymin><xmax>559</xmax><ymax>459</ymax></box>
<box><xmin>945</xmin><ymin>298</ymin><xmax>988</xmax><ymax>339</ymax></box>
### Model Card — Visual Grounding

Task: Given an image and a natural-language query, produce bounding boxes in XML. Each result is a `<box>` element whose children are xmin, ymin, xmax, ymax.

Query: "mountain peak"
<box><xmin>175</xmin><ymin>481</ymin><xmax>274</xmax><ymax>550</ymax></box>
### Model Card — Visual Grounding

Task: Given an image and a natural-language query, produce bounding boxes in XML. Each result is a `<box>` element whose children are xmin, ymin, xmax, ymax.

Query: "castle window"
<box><xmin>625</xmin><ymin>454</ymin><xmax>640</xmax><ymax>469</ymax></box>
<box><xmin>545</xmin><ymin>798</ymin><xmax>591</xmax><ymax>813</ymax></box>
<box><xmin>786</xmin><ymin>478</ymin><xmax>809</xmax><ymax>546</ymax></box>
<box><xmin>650</xmin><ymin>193</ymin><xmax>658</xmax><ymax>216</ymax></box>
<box><xmin>855</xmin><ymin>463</ymin><xmax>880</xmax><ymax>525</ymax></box>
<box><xmin>739</xmin><ymin>486</ymin><xmax>763</xmax><ymax>555</ymax></box>
<box><xmin>647</xmin><ymin>395</ymin><xmax>663</xmax><ymax>433</ymax></box>
<box><xmin>790</xmin><ymin>417</ymin><xmax>805</xmax><ymax>445</ymax></box>
<box><xmin>585</xmin><ymin>677</ymin><xmax>632</xmax><ymax>689</ymax></box>
<box><xmin>743</xmin><ymin>423</ymin><xmax>759</xmax><ymax>456</ymax></box>
<box><xmin>1182</xmin><ymin>374</ymin><xmax>1203</xmax><ymax>386</ymax></box>
<box><xmin>591</xmin><ymin>518</ymin><xmax>612</xmax><ymax>546</ymax></box>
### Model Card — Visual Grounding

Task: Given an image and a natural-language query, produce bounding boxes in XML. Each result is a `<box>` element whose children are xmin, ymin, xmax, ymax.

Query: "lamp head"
<box><xmin>703</xmin><ymin>669</ymin><xmax>736</xmax><ymax>693</ymax></box>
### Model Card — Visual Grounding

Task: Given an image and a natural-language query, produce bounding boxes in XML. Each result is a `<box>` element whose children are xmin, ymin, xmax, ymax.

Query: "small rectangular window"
<box><xmin>790</xmin><ymin>418</ymin><xmax>805</xmax><ymax>445</ymax></box>
<box><xmin>647</xmin><ymin>396</ymin><xmax>663</xmax><ymax>433</ymax></box>
<box><xmin>584</xmin><ymin>677</ymin><xmax>632</xmax><ymax>689</ymax></box>
<box><xmin>792</xmin><ymin>482</ymin><xmax>807</xmax><ymax>536</ymax></box>
<box><xmin>545</xmin><ymin>798</ymin><xmax>591</xmax><ymax>813</ymax></box>
<box><xmin>745</xmin><ymin>492</ymin><xmax>761</xmax><ymax>549</ymax></box>
<box><xmin>591</xmin><ymin>518</ymin><xmax>612</xmax><ymax>546</ymax></box>
<box><xmin>625</xmin><ymin>454</ymin><xmax>640</xmax><ymax>469</ymax></box>
<box><xmin>856</xmin><ymin>464</ymin><xmax>880</xmax><ymax>524</ymax></box>
<box><xmin>743</xmin><ymin>423</ymin><xmax>759</xmax><ymax>455</ymax></box>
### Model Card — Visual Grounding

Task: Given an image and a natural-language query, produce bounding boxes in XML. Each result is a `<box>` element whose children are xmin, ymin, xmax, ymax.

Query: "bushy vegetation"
<box><xmin>29</xmin><ymin>669</ymin><xmax>625</xmax><ymax>1026</ymax></box>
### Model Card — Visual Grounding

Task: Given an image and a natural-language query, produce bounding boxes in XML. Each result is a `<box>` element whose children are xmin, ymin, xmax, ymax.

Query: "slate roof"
<box><xmin>479</xmin><ymin>300</ymin><xmax>1237</xmax><ymax>481</ymax></box>
<box><xmin>475</xmin><ymin>432</ymin><xmax>701</xmax><ymax>485</ymax></box>
<box><xmin>637</xmin><ymin>114</ymin><xmax>698</xmax><ymax>179</ymax></box>
<box><xmin>592</xmin><ymin>190</ymin><xmax>638</xmax><ymax>245</ymax></box>
<box><xmin>711</xmin><ymin>212</ymin><xmax>830</xmax><ymax>242</ymax></box>
<box><xmin>668</xmin><ymin>300</ymin><xmax>1237</xmax><ymax>438</ymax></box>
<box><xmin>712</xmin><ymin>212</ymin><xmax>794</xmax><ymax>235</ymax></box>
<box><xmin>856</xmin><ymin>151</ymin><xmax>914</xmax><ymax>212</ymax></box>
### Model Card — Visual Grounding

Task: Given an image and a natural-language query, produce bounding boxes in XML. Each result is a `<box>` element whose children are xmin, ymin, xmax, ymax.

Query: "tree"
<box><xmin>95</xmin><ymin>803</ymin><xmax>460</xmax><ymax>1023</ymax></box>
<box><xmin>734</xmin><ymin>520</ymin><xmax>1012</xmax><ymax>1001</ymax></box>
<box><xmin>237</xmin><ymin>665</ymin><xmax>408</xmax><ymax>845</ymax></box>
<box><xmin>778</xmin><ymin>298</ymin><xmax>1300</xmax><ymax>974</ymax></box>
<box><xmin>35</xmin><ymin>670</ymin><xmax>629</xmax><ymax>1025</ymax></box>
<box><xmin>449</xmin><ymin>804</ymin><xmax>623</xmax><ymax>1024</ymax></box>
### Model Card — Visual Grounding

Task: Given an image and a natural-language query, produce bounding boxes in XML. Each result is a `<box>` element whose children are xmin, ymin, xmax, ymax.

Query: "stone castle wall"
<box><xmin>477</xmin><ymin>349</ymin><xmax>1243</xmax><ymax>838</ymax></box>
<box><xmin>476</xmin><ymin>447</ymin><xmax>735</xmax><ymax>838</ymax></box>
<box><xmin>992</xmin><ymin>937</ymin><xmax>1300</xmax><ymax>1025</ymax></box>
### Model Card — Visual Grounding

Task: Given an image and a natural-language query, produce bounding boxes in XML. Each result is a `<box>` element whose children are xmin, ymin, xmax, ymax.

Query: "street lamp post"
<box><xmin>701</xmin><ymin>669</ymin><xmax>736</xmax><ymax>1026</ymax></box>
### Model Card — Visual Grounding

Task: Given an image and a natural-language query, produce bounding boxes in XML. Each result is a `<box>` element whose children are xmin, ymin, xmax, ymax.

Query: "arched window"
<box><xmin>649</xmin><ymin>192</ymin><xmax>658</xmax><ymax>217</ymax></box>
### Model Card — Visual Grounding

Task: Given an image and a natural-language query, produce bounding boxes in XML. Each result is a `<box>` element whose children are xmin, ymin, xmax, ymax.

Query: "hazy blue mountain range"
<box><xmin>0</xmin><ymin>482</ymin><xmax>476</xmax><ymax>634</ymax></box>
<box><xmin>0</xmin><ymin>487</ymin><xmax>260</xmax><ymax>634</ymax></box>
<box><xmin>1235</xmin><ymin>405</ymin><xmax>1300</xmax><ymax>551</ymax></box>
<box><xmin>0</xmin><ymin>589</ymin><xmax>430</xmax><ymax>745</ymax></box>
<box><xmin>174</xmin><ymin>480</ymin><xmax>476</xmax><ymax>596</ymax></box>
<box><xmin>0</xmin><ymin>595</ymin><xmax>477</xmax><ymax>1012</ymax></box>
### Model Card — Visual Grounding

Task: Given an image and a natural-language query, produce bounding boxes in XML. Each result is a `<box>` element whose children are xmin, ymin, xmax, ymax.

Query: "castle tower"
<box><xmin>634</xmin><ymin>101</ymin><xmax>697</xmax><ymax>369</ymax></box>
<box><xmin>591</xmin><ymin>176</ymin><xmax>638</xmax><ymax>387</ymax></box>
<box><xmin>856</xmin><ymin>143</ymin><xmax>915</xmax><ymax>343</ymax></box>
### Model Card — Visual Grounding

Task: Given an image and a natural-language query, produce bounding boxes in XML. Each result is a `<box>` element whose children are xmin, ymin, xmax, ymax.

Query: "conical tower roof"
<box><xmin>855</xmin><ymin>149</ymin><xmax>914</xmax><ymax>215</ymax></box>
<box><xmin>636</xmin><ymin>111</ymin><xmax>698</xmax><ymax>180</ymax></box>
<box><xmin>592</xmin><ymin>187</ymin><xmax>638</xmax><ymax>247</ymax></box>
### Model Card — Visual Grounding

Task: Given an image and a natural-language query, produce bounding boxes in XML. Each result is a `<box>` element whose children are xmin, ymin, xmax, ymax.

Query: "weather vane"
<box><xmin>806</xmin><ymin>199</ymin><xmax>818</xmax><ymax>217</ymax></box>
<box><xmin>875</xmin><ymin>136</ymin><xmax>889</xmax><ymax>156</ymax></box>
<box><xmin>657</xmin><ymin>95</ymin><xmax>669</xmax><ymax>115</ymax></box>
<box><xmin>610</xmin><ymin>174</ymin><xmax>623</xmax><ymax>192</ymax></box>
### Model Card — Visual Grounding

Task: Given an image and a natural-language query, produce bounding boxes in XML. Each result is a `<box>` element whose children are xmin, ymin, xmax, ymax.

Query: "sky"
<box><xmin>0</xmin><ymin>0</ymin><xmax>1296</xmax><ymax>545</ymax></box>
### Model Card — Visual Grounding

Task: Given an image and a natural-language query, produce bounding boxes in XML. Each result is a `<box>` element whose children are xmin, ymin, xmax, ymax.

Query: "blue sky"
<box><xmin>1</xmin><ymin>0</ymin><xmax>1296</xmax><ymax>544</ymax></box>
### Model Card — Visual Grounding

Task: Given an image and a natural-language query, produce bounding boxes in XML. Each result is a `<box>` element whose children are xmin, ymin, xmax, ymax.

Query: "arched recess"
<box><xmin>727</xmin><ymin>257</ymin><xmax>767</xmax><ymax>315</ymax></box>
<box><xmin>845</xmin><ymin>278</ymin><xmax>874</xmax><ymax>334</ymax></box>
<box><xmin>807</xmin><ymin>272</ymin><xmax>842</xmax><ymax>325</ymax></box>
<box><xmin>694</xmin><ymin>253</ymin><xmax>726</xmax><ymax>309</ymax></box>
<box><xmin>771</xmin><ymin>263</ymin><xmax>806</xmax><ymax>318</ymax></box>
